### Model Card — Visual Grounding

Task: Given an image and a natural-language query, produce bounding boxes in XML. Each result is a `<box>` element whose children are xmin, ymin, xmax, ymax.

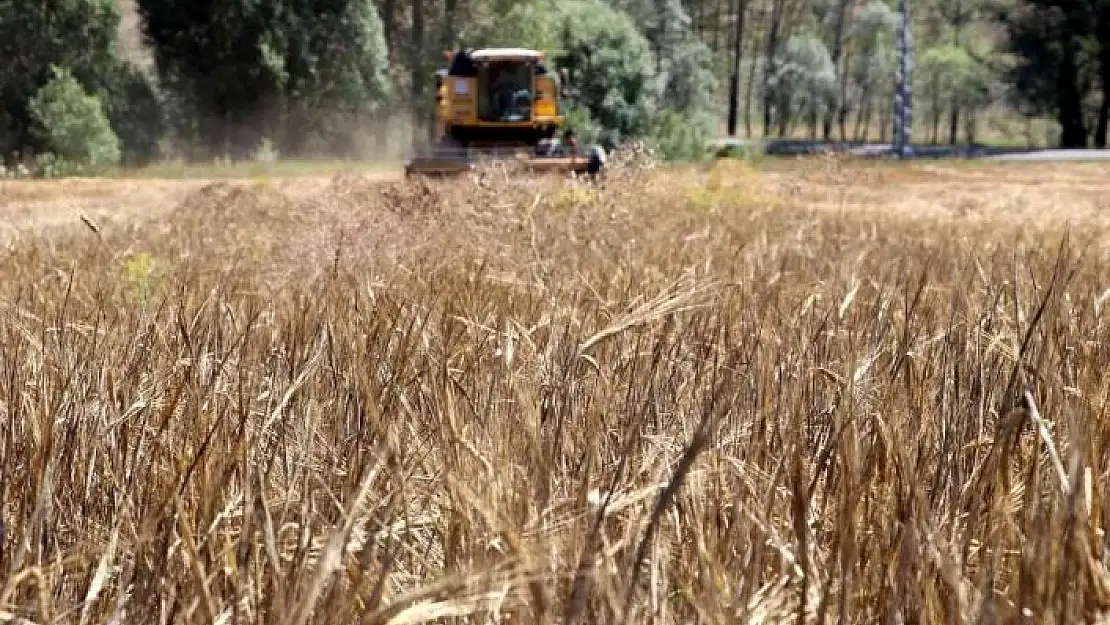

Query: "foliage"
<box><xmin>767</xmin><ymin>34</ymin><xmax>838</xmax><ymax>131</ymax></box>
<box><xmin>275</xmin><ymin>0</ymin><xmax>392</xmax><ymax>156</ymax></box>
<box><xmin>611</xmin><ymin>0</ymin><xmax>719</xmax><ymax>117</ymax></box>
<box><xmin>0</xmin><ymin>0</ymin><xmax>125</xmax><ymax>159</ymax></box>
<box><xmin>28</xmin><ymin>66</ymin><xmax>122</xmax><ymax>172</ymax></box>
<box><xmin>136</xmin><ymin>0</ymin><xmax>280</xmax><ymax>157</ymax></box>
<box><xmin>848</xmin><ymin>0</ymin><xmax>899</xmax><ymax>91</ymax></box>
<box><xmin>6</xmin><ymin>0</ymin><xmax>1109</xmax><ymax>171</ymax></box>
<box><xmin>564</xmin><ymin>104</ymin><xmax>603</xmax><ymax>147</ymax></box>
<box><xmin>100</xmin><ymin>62</ymin><xmax>167</xmax><ymax>165</ymax></box>
<box><xmin>552</xmin><ymin>1</ymin><xmax>664</xmax><ymax>146</ymax></box>
<box><xmin>471</xmin><ymin>0</ymin><xmax>564</xmax><ymax>52</ymax></box>
<box><xmin>999</xmin><ymin>0</ymin><xmax>1108</xmax><ymax>146</ymax></box>
<box><xmin>919</xmin><ymin>44</ymin><xmax>992</xmax><ymax>110</ymax></box>
<box><xmin>1000</xmin><ymin>2</ymin><xmax>1074</xmax><ymax>115</ymax></box>
<box><xmin>647</xmin><ymin>108</ymin><xmax>713</xmax><ymax>161</ymax></box>
<box><xmin>136</xmin><ymin>0</ymin><xmax>391</xmax><ymax>158</ymax></box>
<box><xmin>657</xmin><ymin>30</ymin><xmax>719</xmax><ymax>120</ymax></box>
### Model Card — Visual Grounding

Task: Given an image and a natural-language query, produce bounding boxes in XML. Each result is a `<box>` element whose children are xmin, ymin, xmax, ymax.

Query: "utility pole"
<box><xmin>893</xmin><ymin>0</ymin><xmax>913</xmax><ymax>158</ymax></box>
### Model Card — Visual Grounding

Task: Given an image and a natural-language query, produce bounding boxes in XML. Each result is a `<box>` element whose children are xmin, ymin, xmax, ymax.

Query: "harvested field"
<box><xmin>1</xmin><ymin>158</ymin><xmax>1110</xmax><ymax>624</ymax></box>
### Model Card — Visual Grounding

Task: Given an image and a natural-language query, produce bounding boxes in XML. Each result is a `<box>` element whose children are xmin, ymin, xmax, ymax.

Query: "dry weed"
<box><xmin>1</xmin><ymin>162</ymin><xmax>1109</xmax><ymax>625</ymax></box>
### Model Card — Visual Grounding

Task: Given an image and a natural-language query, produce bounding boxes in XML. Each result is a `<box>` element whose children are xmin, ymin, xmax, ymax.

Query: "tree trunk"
<box><xmin>1097</xmin><ymin>99</ymin><xmax>1109</xmax><ymax>148</ymax></box>
<box><xmin>837</xmin><ymin>49</ymin><xmax>850</xmax><ymax>141</ymax></box>
<box><xmin>1057</xmin><ymin>37</ymin><xmax>1088</xmax><ymax>148</ymax></box>
<box><xmin>948</xmin><ymin>100</ymin><xmax>959</xmax><ymax>145</ymax></box>
<box><xmin>931</xmin><ymin>74</ymin><xmax>940</xmax><ymax>144</ymax></box>
<box><xmin>382</xmin><ymin>0</ymin><xmax>396</xmax><ymax>49</ymax></box>
<box><xmin>726</xmin><ymin>0</ymin><xmax>747</xmax><ymax>136</ymax></box>
<box><xmin>879</xmin><ymin>89</ymin><xmax>891</xmax><ymax>142</ymax></box>
<box><xmin>762</xmin><ymin>0</ymin><xmax>785</xmax><ymax>137</ymax></box>
<box><xmin>377</xmin><ymin>0</ymin><xmax>397</xmax><ymax>154</ymax></box>
<box><xmin>695</xmin><ymin>0</ymin><xmax>706</xmax><ymax>38</ymax></box>
<box><xmin>743</xmin><ymin>9</ymin><xmax>762</xmax><ymax>137</ymax></box>
<box><xmin>1097</xmin><ymin>2</ymin><xmax>1110</xmax><ymax>148</ymax></box>
<box><xmin>777</xmin><ymin>97</ymin><xmax>789</xmax><ymax>137</ymax></box>
<box><xmin>411</xmin><ymin>0</ymin><xmax>427</xmax><ymax>146</ymax></box>
<box><xmin>713</xmin><ymin>0</ymin><xmax>723</xmax><ymax>54</ymax></box>
<box><xmin>442</xmin><ymin>0</ymin><xmax>457</xmax><ymax>52</ymax></box>
<box><xmin>856</xmin><ymin>92</ymin><xmax>865</xmax><ymax>142</ymax></box>
<box><xmin>854</xmin><ymin>89</ymin><xmax>871</xmax><ymax>141</ymax></box>
<box><xmin>823</xmin><ymin>0</ymin><xmax>851</xmax><ymax>140</ymax></box>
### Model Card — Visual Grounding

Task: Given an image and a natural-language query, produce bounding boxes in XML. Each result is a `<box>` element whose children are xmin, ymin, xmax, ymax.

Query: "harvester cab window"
<box><xmin>478</xmin><ymin>60</ymin><xmax>534</xmax><ymax>123</ymax></box>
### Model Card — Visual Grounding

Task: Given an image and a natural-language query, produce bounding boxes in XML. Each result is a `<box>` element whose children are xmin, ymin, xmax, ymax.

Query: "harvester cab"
<box><xmin>404</xmin><ymin>47</ymin><xmax>604</xmax><ymax>178</ymax></box>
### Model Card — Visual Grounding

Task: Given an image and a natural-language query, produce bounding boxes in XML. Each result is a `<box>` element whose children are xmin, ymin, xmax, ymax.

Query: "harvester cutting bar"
<box><xmin>403</xmin><ymin>146</ymin><xmax>476</xmax><ymax>177</ymax></box>
<box><xmin>404</xmin><ymin>143</ymin><xmax>594</xmax><ymax>178</ymax></box>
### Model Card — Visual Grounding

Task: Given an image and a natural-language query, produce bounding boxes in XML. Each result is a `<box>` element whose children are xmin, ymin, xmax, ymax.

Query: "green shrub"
<box><xmin>648</xmin><ymin>109</ymin><xmax>713</xmax><ymax>162</ymax></box>
<box><xmin>29</xmin><ymin>66</ymin><xmax>122</xmax><ymax>173</ymax></box>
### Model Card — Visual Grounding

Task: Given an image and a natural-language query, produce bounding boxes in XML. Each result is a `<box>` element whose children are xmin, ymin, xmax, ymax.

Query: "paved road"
<box><xmin>712</xmin><ymin>138</ymin><xmax>1110</xmax><ymax>162</ymax></box>
<box><xmin>984</xmin><ymin>149</ymin><xmax>1110</xmax><ymax>161</ymax></box>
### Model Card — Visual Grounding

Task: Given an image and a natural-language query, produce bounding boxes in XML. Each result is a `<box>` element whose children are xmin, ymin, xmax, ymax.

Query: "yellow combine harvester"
<box><xmin>403</xmin><ymin>47</ymin><xmax>605</xmax><ymax>178</ymax></box>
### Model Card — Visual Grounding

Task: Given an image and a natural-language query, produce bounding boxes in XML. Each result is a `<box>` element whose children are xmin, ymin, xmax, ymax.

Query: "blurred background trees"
<box><xmin>0</xmin><ymin>0</ymin><xmax>1108</xmax><ymax>171</ymax></box>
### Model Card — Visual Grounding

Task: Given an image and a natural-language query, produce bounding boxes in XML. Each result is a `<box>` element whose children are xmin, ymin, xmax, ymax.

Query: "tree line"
<box><xmin>0</xmin><ymin>0</ymin><xmax>1106</xmax><ymax>174</ymax></box>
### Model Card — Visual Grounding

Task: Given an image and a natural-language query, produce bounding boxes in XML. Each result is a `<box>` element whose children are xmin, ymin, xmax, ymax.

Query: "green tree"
<box><xmin>612</xmin><ymin>0</ymin><xmax>719</xmax><ymax>134</ymax></box>
<box><xmin>136</xmin><ymin>0</ymin><xmax>391</xmax><ymax>158</ymax></box>
<box><xmin>29</xmin><ymin>66</ymin><xmax>122</xmax><ymax>172</ymax></box>
<box><xmin>135</xmin><ymin>0</ymin><xmax>281</xmax><ymax>157</ymax></box>
<box><xmin>101</xmin><ymin>62</ymin><xmax>167</xmax><ymax>165</ymax></box>
<box><xmin>0</xmin><ymin>0</ymin><xmax>127</xmax><ymax>161</ymax></box>
<box><xmin>766</xmin><ymin>33</ymin><xmax>838</xmax><ymax>137</ymax></box>
<box><xmin>277</xmin><ymin>1</ymin><xmax>393</xmax><ymax>155</ymax></box>
<box><xmin>1094</xmin><ymin>0</ymin><xmax>1110</xmax><ymax>147</ymax></box>
<box><xmin>553</xmin><ymin>0</ymin><xmax>664</xmax><ymax>146</ymax></box>
<box><xmin>472</xmin><ymin>0</ymin><xmax>566</xmax><ymax>51</ymax></box>
<box><xmin>1001</xmin><ymin>0</ymin><xmax>1098</xmax><ymax>147</ymax></box>
<box><xmin>918</xmin><ymin>44</ymin><xmax>990</xmax><ymax>143</ymax></box>
<box><xmin>846</xmin><ymin>0</ymin><xmax>899</xmax><ymax>140</ymax></box>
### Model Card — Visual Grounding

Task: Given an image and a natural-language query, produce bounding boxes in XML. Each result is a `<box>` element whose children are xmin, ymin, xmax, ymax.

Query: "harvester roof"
<box><xmin>469</xmin><ymin>48</ymin><xmax>545</xmax><ymax>61</ymax></box>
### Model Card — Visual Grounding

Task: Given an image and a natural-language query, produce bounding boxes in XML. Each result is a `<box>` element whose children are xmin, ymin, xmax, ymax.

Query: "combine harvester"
<box><xmin>404</xmin><ymin>47</ymin><xmax>606</xmax><ymax>178</ymax></box>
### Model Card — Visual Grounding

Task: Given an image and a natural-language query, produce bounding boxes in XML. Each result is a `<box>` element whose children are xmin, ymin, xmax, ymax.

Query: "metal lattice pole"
<box><xmin>894</xmin><ymin>0</ymin><xmax>913</xmax><ymax>158</ymax></box>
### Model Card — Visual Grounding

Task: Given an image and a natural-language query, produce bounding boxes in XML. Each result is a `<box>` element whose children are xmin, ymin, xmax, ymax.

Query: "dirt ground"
<box><xmin>0</xmin><ymin>172</ymin><xmax>392</xmax><ymax>243</ymax></box>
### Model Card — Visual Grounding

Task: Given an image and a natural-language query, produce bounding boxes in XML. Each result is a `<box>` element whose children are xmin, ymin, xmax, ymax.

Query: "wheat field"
<box><xmin>1</xmin><ymin>157</ymin><xmax>1110</xmax><ymax>625</ymax></box>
